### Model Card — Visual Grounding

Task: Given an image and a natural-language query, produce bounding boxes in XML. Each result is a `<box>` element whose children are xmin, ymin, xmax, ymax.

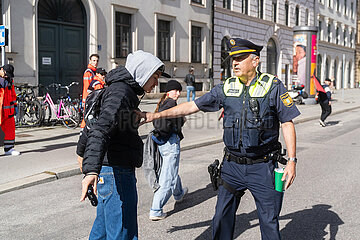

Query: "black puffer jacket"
<box><xmin>77</xmin><ymin>66</ymin><xmax>144</xmax><ymax>174</ymax></box>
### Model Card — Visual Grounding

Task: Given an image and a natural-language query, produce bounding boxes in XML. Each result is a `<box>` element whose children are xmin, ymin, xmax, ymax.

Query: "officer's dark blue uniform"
<box><xmin>194</xmin><ymin>38</ymin><xmax>300</xmax><ymax>240</ymax></box>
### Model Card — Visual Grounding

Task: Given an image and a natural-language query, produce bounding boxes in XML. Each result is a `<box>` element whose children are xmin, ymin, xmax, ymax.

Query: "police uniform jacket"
<box><xmin>194</xmin><ymin>73</ymin><xmax>300</xmax><ymax>159</ymax></box>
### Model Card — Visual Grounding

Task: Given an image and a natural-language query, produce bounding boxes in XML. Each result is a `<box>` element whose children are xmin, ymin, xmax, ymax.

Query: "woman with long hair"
<box><xmin>149</xmin><ymin>80</ymin><xmax>188</xmax><ymax>221</ymax></box>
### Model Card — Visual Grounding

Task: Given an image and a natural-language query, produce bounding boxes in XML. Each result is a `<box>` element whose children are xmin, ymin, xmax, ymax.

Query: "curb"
<box><xmin>1</xmin><ymin>104</ymin><xmax>359</xmax><ymax>195</ymax></box>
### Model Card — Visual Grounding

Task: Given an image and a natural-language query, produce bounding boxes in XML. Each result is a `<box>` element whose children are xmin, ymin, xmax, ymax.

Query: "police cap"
<box><xmin>226</xmin><ymin>38</ymin><xmax>263</xmax><ymax>58</ymax></box>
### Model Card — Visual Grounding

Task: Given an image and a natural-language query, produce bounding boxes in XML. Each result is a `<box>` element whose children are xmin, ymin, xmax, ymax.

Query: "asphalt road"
<box><xmin>1</xmin><ymin>108</ymin><xmax>360</xmax><ymax>239</ymax></box>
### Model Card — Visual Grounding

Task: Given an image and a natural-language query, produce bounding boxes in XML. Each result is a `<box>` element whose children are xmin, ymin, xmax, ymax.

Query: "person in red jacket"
<box><xmin>0</xmin><ymin>64</ymin><xmax>20</xmax><ymax>156</ymax></box>
<box><xmin>87</xmin><ymin>67</ymin><xmax>107</xmax><ymax>93</ymax></box>
<box><xmin>82</xmin><ymin>54</ymin><xmax>99</xmax><ymax>106</ymax></box>
<box><xmin>80</xmin><ymin>54</ymin><xmax>99</xmax><ymax>128</ymax></box>
<box><xmin>79</xmin><ymin>67</ymin><xmax>107</xmax><ymax>129</ymax></box>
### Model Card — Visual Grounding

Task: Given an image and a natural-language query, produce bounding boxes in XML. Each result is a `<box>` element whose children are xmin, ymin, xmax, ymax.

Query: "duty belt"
<box><xmin>224</xmin><ymin>148</ymin><xmax>269</xmax><ymax>165</ymax></box>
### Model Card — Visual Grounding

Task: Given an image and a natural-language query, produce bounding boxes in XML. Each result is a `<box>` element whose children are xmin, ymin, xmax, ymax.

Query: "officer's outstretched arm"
<box><xmin>138</xmin><ymin>101</ymin><xmax>200</xmax><ymax>124</ymax></box>
<box><xmin>281</xmin><ymin>121</ymin><xmax>297</xmax><ymax>190</ymax></box>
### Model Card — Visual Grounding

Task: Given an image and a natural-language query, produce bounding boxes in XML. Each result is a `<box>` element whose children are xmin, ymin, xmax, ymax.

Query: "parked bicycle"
<box><xmin>40</xmin><ymin>82</ymin><xmax>81</xmax><ymax>129</ymax></box>
<box><xmin>15</xmin><ymin>84</ymin><xmax>43</xmax><ymax>127</ymax></box>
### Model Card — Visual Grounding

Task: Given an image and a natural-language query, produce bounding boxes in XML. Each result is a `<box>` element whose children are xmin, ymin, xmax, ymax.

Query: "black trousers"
<box><xmin>320</xmin><ymin>101</ymin><xmax>332</xmax><ymax>121</ymax></box>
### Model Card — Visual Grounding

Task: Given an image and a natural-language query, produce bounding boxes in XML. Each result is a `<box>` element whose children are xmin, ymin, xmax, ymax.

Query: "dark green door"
<box><xmin>38</xmin><ymin>0</ymin><xmax>86</xmax><ymax>98</ymax></box>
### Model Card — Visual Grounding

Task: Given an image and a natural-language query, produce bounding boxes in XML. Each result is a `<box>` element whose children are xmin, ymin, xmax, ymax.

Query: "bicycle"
<box><xmin>15</xmin><ymin>84</ymin><xmax>43</xmax><ymax>127</ymax></box>
<box><xmin>40</xmin><ymin>82</ymin><xmax>81</xmax><ymax>129</ymax></box>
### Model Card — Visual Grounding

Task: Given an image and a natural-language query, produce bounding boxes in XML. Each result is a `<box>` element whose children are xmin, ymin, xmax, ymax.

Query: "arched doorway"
<box><xmin>38</xmin><ymin>0</ymin><xmax>86</xmax><ymax>97</ymax></box>
<box><xmin>221</xmin><ymin>37</ymin><xmax>231</xmax><ymax>81</ymax></box>
<box><xmin>266</xmin><ymin>38</ymin><xmax>277</xmax><ymax>75</ymax></box>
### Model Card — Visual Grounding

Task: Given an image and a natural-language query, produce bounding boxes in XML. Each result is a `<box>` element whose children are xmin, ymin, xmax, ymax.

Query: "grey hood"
<box><xmin>125</xmin><ymin>50</ymin><xmax>164</xmax><ymax>87</ymax></box>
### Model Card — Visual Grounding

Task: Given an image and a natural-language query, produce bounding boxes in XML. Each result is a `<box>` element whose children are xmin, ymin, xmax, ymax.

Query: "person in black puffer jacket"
<box><xmin>149</xmin><ymin>80</ymin><xmax>188</xmax><ymax>221</ymax></box>
<box><xmin>78</xmin><ymin>50</ymin><xmax>170</xmax><ymax>240</ymax></box>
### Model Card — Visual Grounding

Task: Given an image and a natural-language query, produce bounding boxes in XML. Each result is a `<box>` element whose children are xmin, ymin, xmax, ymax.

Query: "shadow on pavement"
<box><xmin>280</xmin><ymin>204</ymin><xmax>344</xmax><ymax>240</ymax></box>
<box><xmin>167</xmin><ymin>210</ymin><xmax>258</xmax><ymax>239</ymax></box>
<box><xmin>19</xmin><ymin>142</ymin><xmax>78</xmax><ymax>154</ymax></box>
<box><xmin>325</xmin><ymin>120</ymin><xmax>340</xmax><ymax>126</ymax></box>
<box><xmin>167</xmin><ymin>204</ymin><xmax>343</xmax><ymax>239</ymax></box>
<box><xmin>15</xmin><ymin>132</ymin><xmax>79</xmax><ymax>145</ymax></box>
<box><xmin>167</xmin><ymin>184</ymin><xmax>217</xmax><ymax>217</ymax></box>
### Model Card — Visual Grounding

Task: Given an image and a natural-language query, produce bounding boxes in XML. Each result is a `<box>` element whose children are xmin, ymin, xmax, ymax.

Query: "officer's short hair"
<box><xmin>90</xmin><ymin>54</ymin><xmax>99</xmax><ymax>60</ymax></box>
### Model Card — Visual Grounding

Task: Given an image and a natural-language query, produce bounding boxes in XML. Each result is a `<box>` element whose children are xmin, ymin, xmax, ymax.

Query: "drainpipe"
<box><xmin>209</xmin><ymin>0</ymin><xmax>215</xmax><ymax>90</ymax></box>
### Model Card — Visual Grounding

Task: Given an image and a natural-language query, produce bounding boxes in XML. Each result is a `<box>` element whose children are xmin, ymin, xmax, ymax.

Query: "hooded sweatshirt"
<box><xmin>79</xmin><ymin>52</ymin><xmax>165</xmax><ymax>174</ymax></box>
<box><xmin>125</xmin><ymin>50</ymin><xmax>164</xmax><ymax>87</ymax></box>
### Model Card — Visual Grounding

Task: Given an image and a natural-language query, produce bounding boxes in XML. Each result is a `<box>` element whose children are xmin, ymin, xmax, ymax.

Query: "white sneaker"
<box><xmin>149</xmin><ymin>212</ymin><xmax>167</xmax><ymax>221</ymax></box>
<box><xmin>319</xmin><ymin>119</ymin><xmax>326</xmax><ymax>127</ymax></box>
<box><xmin>176</xmin><ymin>187</ymin><xmax>188</xmax><ymax>203</ymax></box>
<box><xmin>5</xmin><ymin>149</ymin><xmax>21</xmax><ymax>156</ymax></box>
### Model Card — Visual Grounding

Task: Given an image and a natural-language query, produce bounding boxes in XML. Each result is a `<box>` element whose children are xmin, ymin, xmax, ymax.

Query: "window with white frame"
<box><xmin>115</xmin><ymin>12</ymin><xmax>132</xmax><ymax>58</ymax></box>
<box><xmin>242</xmin><ymin>0</ymin><xmax>248</xmax><ymax>14</ymax></box>
<box><xmin>192</xmin><ymin>0</ymin><xmax>202</xmax><ymax>5</ymax></box>
<box><xmin>350</xmin><ymin>2</ymin><xmax>353</xmax><ymax>18</ymax></box>
<box><xmin>336</xmin><ymin>0</ymin><xmax>340</xmax><ymax>11</ymax></box>
<box><xmin>327</xmin><ymin>24</ymin><xmax>331</xmax><ymax>42</ymax></box>
<box><xmin>336</xmin><ymin>27</ymin><xmax>340</xmax><ymax>44</ymax></box>
<box><xmin>157</xmin><ymin>20</ymin><xmax>170</xmax><ymax>61</ymax></box>
<box><xmin>328</xmin><ymin>0</ymin><xmax>332</xmax><ymax>8</ymax></box>
<box><xmin>350</xmin><ymin>32</ymin><xmax>353</xmax><ymax>47</ymax></box>
<box><xmin>191</xmin><ymin>26</ymin><xmax>202</xmax><ymax>63</ymax></box>
<box><xmin>223</xmin><ymin>0</ymin><xmax>231</xmax><ymax>9</ymax></box>
<box><xmin>319</xmin><ymin>20</ymin><xmax>322</xmax><ymax>40</ymax></box>
<box><xmin>272</xmin><ymin>0</ymin><xmax>277</xmax><ymax>23</ymax></box>
<box><xmin>305</xmin><ymin>9</ymin><xmax>309</xmax><ymax>26</ymax></box>
<box><xmin>258</xmin><ymin>0</ymin><xmax>264</xmax><ymax>19</ymax></box>
<box><xmin>295</xmin><ymin>6</ymin><xmax>300</xmax><ymax>26</ymax></box>
<box><xmin>344</xmin><ymin>0</ymin><xmax>347</xmax><ymax>15</ymax></box>
<box><xmin>343</xmin><ymin>30</ymin><xmax>347</xmax><ymax>46</ymax></box>
<box><xmin>285</xmin><ymin>1</ymin><xmax>289</xmax><ymax>26</ymax></box>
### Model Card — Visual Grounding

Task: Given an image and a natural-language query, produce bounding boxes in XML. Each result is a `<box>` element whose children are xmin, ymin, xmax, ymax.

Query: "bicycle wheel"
<box><xmin>41</xmin><ymin>102</ymin><xmax>52</xmax><ymax>126</ymax></box>
<box><xmin>61</xmin><ymin>102</ymin><xmax>80</xmax><ymax>129</ymax></box>
<box><xmin>23</xmin><ymin>100</ymin><xmax>43</xmax><ymax>126</ymax></box>
<box><xmin>15</xmin><ymin>101</ymin><xmax>26</xmax><ymax>127</ymax></box>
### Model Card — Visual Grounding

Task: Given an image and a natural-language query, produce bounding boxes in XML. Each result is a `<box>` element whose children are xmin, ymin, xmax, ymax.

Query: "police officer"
<box><xmin>138</xmin><ymin>38</ymin><xmax>300</xmax><ymax>239</ymax></box>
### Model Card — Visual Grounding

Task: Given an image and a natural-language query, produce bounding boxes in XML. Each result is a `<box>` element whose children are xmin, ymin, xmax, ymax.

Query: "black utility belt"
<box><xmin>224</xmin><ymin>149</ymin><xmax>269</xmax><ymax>165</ymax></box>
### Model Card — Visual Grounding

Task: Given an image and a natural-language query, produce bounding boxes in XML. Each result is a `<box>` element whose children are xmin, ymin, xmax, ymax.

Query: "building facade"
<box><xmin>355</xmin><ymin>0</ymin><xmax>360</xmax><ymax>87</ymax></box>
<box><xmin>316</xmin><ymin>0</ymin><xmax>357</xmax><ymax>89</ymax></box>
<box><xmin>213</xmin><ymin>0</ymin><xmax>316</xmax><ymax>87</ymax></box>
<box><xmin>0</xmin><ymin>0</ymin><xmax>212</xmax><ymax>94</ymax></box>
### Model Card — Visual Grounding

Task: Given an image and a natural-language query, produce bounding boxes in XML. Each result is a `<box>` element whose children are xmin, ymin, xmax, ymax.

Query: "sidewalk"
<box><xmin>1</xmin><ymin>88</ymin><xmax>359</xmax><ymax>194</ymax></box>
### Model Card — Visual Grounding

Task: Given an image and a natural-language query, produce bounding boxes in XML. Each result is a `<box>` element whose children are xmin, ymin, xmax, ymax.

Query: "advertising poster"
<box><xmin>310</xmin><ymin>34</ymin><xmax>317</xmax><ymax>95</ymax></box>
<box><xmin>293</xmin><ymin>34</ymin><xmax>307</xmax><ymax>86</ymax></box>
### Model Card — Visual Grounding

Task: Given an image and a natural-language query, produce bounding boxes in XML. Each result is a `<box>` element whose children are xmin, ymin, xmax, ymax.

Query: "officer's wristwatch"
<box><xmin>287</xmin><ymin>157</ymin><xmax>297</xmax><ymax>163</ymax></box>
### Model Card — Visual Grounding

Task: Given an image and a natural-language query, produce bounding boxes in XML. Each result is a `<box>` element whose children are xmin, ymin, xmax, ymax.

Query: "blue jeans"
<box><xmin>150</xmin><ymin>134</ymin><xmax>185</xmax><ymax>217</ymax></box>
<box><xmin>186</xmin><ymin>86</ymin><xmax>196</xmax><ymax>102</ymax></box>
<box><xmin>90</xmin><ymin>166</ymin><xmax>138</xmax><ymax>240</ymax></box>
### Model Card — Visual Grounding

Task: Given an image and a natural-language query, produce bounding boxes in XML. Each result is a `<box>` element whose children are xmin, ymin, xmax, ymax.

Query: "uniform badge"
<box><xmin>229</xmin><ymin>39</ymin><xmax>236</xmax><ymax>46</ymax></box>
<box><xmin>280</xmin><ymin>92</ymin><xmax>294</xmax><ymax>107</ymax></box>
<box><xmin>98</xmin><ymin>177</ymin><xmax>104</xmax><ymax>184</ymax></box>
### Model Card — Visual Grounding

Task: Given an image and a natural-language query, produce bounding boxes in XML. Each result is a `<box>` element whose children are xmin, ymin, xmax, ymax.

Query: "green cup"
<box><xmin>274</xmin><ymin>168</ymin><xmax>285</xmax><ymax>192</ymax></box>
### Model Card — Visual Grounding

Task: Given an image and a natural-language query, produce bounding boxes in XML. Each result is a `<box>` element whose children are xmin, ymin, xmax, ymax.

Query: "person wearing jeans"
<box><xmin>150</xmin><ymin>80</ymin><xmax>188</xmax><ymax>221</ymax></box>
<box><xmin>184</xmin><ymin>68</ymin><xmax>196</xmax><ymax>102</ymax></box>
<box><xmin>78</xmin><ymin>51</ymin><xmax>171</xmax><ymax>239</ymax></box>
<box><xmin>90</xmin><ymin>166</ymin><xmax>137</xmax><ymax>239</ymax></box>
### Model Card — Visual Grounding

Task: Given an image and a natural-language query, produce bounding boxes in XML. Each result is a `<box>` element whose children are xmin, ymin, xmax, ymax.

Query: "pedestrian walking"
<box><xmin>78</xmin><ymin>50</ymin><xmax>170</xmax><ymax>240</ymax></box>
<box><xmin>318</xmin><ymin>78</ymin><xmax>332</xmax><ymax>127</ymax></box>
<box><xmin>138</xmin><ymin>38</ymin><xmax>300</xmax><ymax>240</ymax></box>
<box><xmin>184</xmin><ymin>67</ymin><xmax>196</xmax><ymax>102</ymax></box>
<box><xmin>80</xmin><ymin>54</ymin><xmax>99</xmax><ymax>128</ymax></box>
<box><xmin>0</xmin><ymin>64</ymin><xmax>20</xmax><ymax>156</ymax></box>
<box><xmin>149</xmin><ymin>80</ymin><xmax>188</xmax><ymax>221</ymax></box>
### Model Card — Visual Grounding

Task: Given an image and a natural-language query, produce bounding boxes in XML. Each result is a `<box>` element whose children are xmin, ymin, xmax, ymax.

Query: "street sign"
<box><xmin>0</xmin><ymin>25</ymin><xmax>5</xmax><ymax>46</ymax></box>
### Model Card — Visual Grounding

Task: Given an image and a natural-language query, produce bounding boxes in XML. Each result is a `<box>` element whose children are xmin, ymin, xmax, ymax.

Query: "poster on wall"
<box><xmin>293</xmin><ymin>34</ymin><xmax>307</xmax><ymax>87</ymax></box>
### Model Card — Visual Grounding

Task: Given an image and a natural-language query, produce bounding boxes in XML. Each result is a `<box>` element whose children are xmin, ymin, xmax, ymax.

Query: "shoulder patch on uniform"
<box><xmin>273</xmin><ymin>79</ymin><xmax>277</xmax><ymax>83</ymax></box>
<box><xmin>280</xmin><ymin>92</ymin><xmax>294</xmax><ymax>107</ymax></box>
